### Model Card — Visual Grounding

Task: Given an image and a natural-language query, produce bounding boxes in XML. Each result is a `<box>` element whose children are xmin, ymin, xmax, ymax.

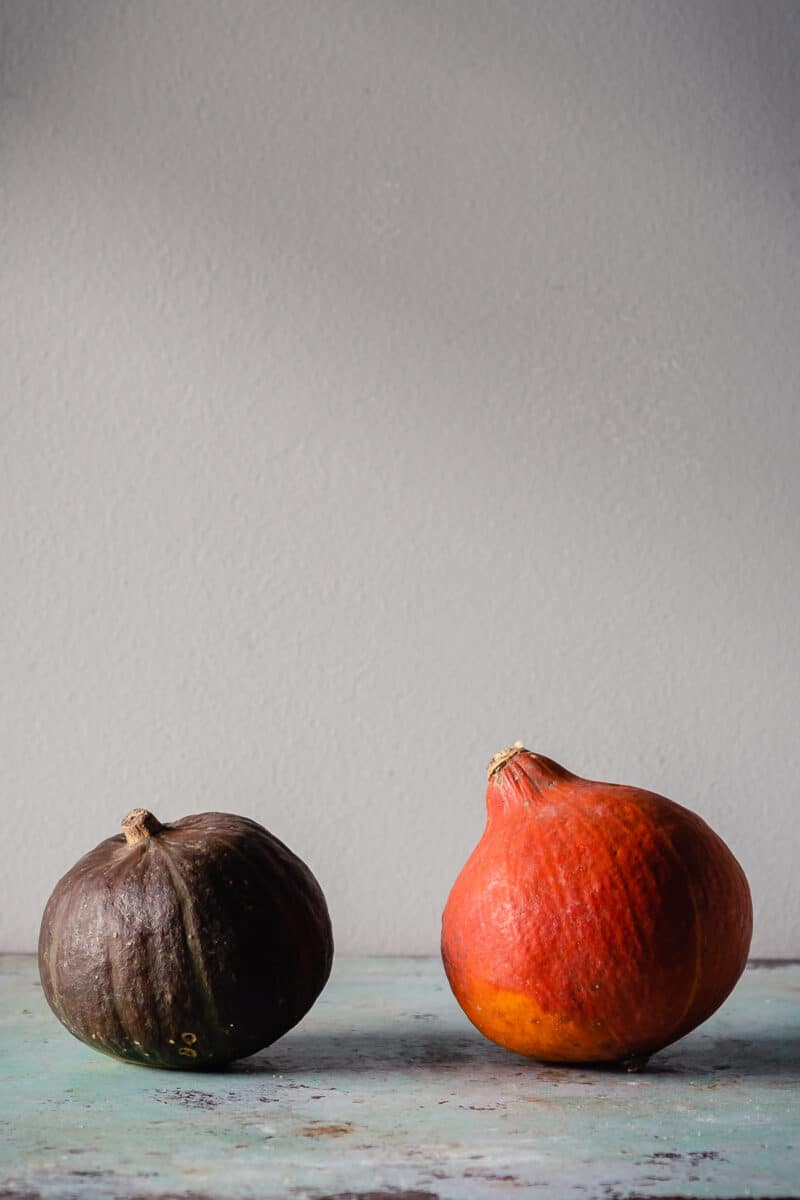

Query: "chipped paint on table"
<box><xmin>1</xmin><ymin>956</ymin><xmax>798</xmax><ymax>1199</ymax></box>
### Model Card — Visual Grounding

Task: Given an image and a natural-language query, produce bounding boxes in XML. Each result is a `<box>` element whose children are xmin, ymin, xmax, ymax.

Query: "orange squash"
<box><xmin>441</xmin><ymin>744</ymin><xmax>752</xmax><ymax>1067</ymax></box>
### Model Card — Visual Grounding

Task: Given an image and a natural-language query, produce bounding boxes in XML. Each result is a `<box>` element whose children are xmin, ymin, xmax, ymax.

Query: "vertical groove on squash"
<box><xmin>48</xmin><ymin>885</ymin><xmax>87</xmax><ymax>1043</ymax></box>
<box><xmin>647</xmin><ymin>818</ymin><xmax>703</xmax><ymax>1036</ymax></box>
<box><xmin>570</xmin><ymin>800</ymin><xmax>634</xmax><ymax>1044</ymax></box>
<box><xmin>43</xmin><ymin>894</ymin><xmax>63</xmax><ymax>1029</ymax></box>
<box><xmin>213</xmin><ymin>829</ymin><xmax>330</xmax><ymax>1032</ymax></box>
<box><xmin>154</xmin><ymin>840</ymin><xmax>224</xmax><ymax>1061</ymax></box>
<box><xmin>106</xmin><ymin>915</ymin><xmax>133</xmax><ymax>1053</ymax></box>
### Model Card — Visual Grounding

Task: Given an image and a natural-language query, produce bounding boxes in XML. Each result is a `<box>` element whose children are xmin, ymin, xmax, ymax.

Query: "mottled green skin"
<box><xmin>38</xmin><ymin>812</ymin><xmax>333</xmax><ymax>1068</ymax></box>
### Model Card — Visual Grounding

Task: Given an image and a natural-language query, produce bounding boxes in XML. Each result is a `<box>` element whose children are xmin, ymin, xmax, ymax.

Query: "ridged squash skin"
<box><xmin>38</xmin><ymin>809</ymin><xmax>333</xmax><ymax>1069</ymax></box>
<box><xmin>441</xmin><ymin>746</ymin><xmax>752</xmax><ymax>1066</ymax></box>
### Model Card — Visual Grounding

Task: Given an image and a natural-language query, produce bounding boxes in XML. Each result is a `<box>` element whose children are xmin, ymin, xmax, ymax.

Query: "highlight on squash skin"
<box><xmin>441</xmin><ymin>743</ymin><xmax>753</xmax><ymax>1068</ymax></box>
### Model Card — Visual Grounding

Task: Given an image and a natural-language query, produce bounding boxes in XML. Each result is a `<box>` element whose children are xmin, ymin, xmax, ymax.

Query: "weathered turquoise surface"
<box><xmin>1</xmin><ymin>956</ymin><xmax>798</xmax><ymax>1199</ymax></box>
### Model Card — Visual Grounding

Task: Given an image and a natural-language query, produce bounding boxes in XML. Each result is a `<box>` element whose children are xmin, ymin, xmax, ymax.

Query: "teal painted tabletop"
<box><xmin>1</xmin><ymin>956</ymin><xmax>798</xmax><ymax>1200</ymax></box>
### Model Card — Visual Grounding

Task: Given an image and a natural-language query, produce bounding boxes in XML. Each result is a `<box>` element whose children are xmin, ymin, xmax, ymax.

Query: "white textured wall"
<box><xmin>2</xmin><ymin>1</ymin><xmax>799</xmax><ymax>956</ymax></box>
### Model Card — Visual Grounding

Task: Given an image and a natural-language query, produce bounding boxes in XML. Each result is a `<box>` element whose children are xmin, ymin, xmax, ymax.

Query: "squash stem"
<box><xmin>122</xmin><ymin>808</ymin><xmax>164</xmax><ymax>846</ymax></box>
<box><xmin>487</xmin><ymin>742</ymin><xmax>527</xmax><ymax>780</ymax></box>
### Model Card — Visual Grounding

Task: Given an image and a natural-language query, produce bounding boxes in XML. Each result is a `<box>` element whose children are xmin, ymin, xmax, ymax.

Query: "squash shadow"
<box><xmin>655</xmin><ymin>1031</ymin><xmax>800</xmax><ymax>1081</ymax></box>
<box><xmin>233</xmin><ymin>1026</ymin><xmax>506</xmax><ymax>1076</ymax></box>
<box><xmin>232</xmin><ymin>1027</ymin><xmax>800</xmax><ymax>1081</ymax></box>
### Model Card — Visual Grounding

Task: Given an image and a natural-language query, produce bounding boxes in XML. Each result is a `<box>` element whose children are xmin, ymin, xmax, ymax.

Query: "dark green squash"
<box><xmin>38</xmin><ymin>808</ymin><xmax>333</xmax><ymax>1069</ymax></box>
